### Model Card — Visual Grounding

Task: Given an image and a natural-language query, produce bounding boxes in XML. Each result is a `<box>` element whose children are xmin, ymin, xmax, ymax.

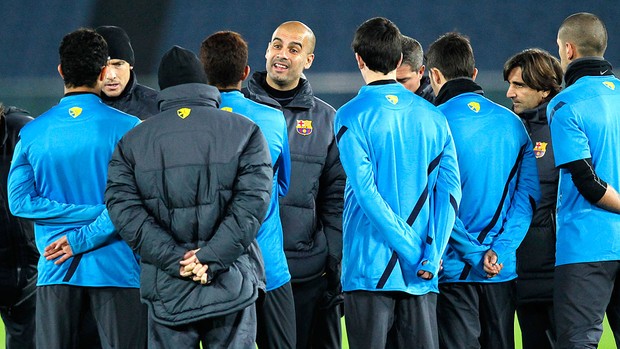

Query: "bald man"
<box><xmin>244</xmin><ymin>21</ymin><xmax>345</xmax><ymax>349</ymax></box>
<box><xmin>548</xmin><ymin>12</ymin><xmax>620</xmax><ymax>348</ymax></box>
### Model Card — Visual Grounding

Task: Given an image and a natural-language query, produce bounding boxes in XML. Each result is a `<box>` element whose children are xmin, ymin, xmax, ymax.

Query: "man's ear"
<box><xmin>355</xmin><ymin>53</ymin><xmax>365</xmax><ymax>70</ymax></box>
<box><xmin>57</xmin><ymin>64</ymin><xmax>64</xmax><ymax>79</ymax></box>
<box><xmin>418</xmin><ymin>65</ymin><xmax>426</xmax><ymax>76</ymax></box>
<box><xmin>472</xmin><ymin>67</ymin><xmax>479</xmax><ymax>81</ymax></box>
<box><xmin>430</xmin><ymin>67</ymin><xmax>443</xmax><ymax>85</ymax></box>
<box><xmin>304</xmin><ymin>53</ymin><xmax>315</xmax><ymax>69</ymax></box>
<box><xmin>241</xmin><ymin>65</ymin><xmax>251</xmax><ymax>81</ymax></box>
<box><xmin>566</xmin><ymin>42</ymin><xmax>576</xmax><ymax>60</ymax></box>
<box><xmin>99</xmin><ymin>66</ymin><xmax>107</xmax><ymax>82</ymax></box>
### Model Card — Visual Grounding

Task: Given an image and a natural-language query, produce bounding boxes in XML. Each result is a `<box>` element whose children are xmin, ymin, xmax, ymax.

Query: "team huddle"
<box><xmin>0</xmin><ymin>11</ymin><xmax>619</xmax><ymax>349</ymax></box>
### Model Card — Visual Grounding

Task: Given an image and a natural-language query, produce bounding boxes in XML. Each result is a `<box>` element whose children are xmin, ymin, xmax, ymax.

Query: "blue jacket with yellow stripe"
<box><xmin>335</xmin><ymin>81</ymin><xmax>461</xmax><ymax>295</ymax></box>
<box><xmin>437</xmin><ymin>88</ymin><xmax>540</xmax><ymax>283</ymax></box>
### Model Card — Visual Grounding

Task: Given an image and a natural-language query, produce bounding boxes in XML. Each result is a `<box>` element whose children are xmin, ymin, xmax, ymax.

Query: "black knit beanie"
<box><xmin>158</xmin><ymin>46</ymin><xmax>208</xmax><ymax>90</ymax></box>
<box><xmin>95</xmin><ymin>26</ymin><xmax>135</xmax><ymax>66</ymax></box>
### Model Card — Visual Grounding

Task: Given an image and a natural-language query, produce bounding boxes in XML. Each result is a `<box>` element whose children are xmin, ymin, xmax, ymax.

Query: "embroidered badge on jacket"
<box><xmin>386</xmin><ymin>95</ymin><xmax>398</xmax><ymax>105</ymax></box>
<box><xmin>467</xmin><ymin>101</ymin><xmax>480</xmax><ymax>113</ymax></box>
<box><xmin>296</xmin><ymin>120</ymin><xmax>313</xmax><ymax>135</ymax></box>
<box><xmin>533</xmin><ymin>141</ymin><xmax>548</xmax><ymax>158</ymax></box>
<box><xmin>69</xmin><ymin>107</ymin><xmax>82</xmax><ymax>118</ymax></box>
<box><xmin>177</xmin><ymin>108</ymin><xmax>191</xmax><ymax>119</ymax></box>
<box><xmin>603</xmin><ymin>81</ymin><xmax>616</xmax><ymax>90</ymax></box>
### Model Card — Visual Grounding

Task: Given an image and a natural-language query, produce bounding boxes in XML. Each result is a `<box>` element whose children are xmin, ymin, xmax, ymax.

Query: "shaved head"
<box><xmin>265</xmin><ymin>21</ymin><xmax>316</xmax><ymax>90</ymax></box>
<box><xmin>558</xmin><ymin>12</ymin><xmax>607</xmax><ymax>57</ymax></box>
<box><xmin>273</xmin><ymin>21</ymin><xmax>316</xmax><ymax>54</ymax></box>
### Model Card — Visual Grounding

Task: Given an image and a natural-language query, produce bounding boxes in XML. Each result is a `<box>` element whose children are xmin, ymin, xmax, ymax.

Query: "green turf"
<box><xmin>339</xmin><ymin>316</ymin><xmax>618</xmax><ymax>349</ymax></box>
<box><xmin>1</xmin><ymin>315</ymin><xmax>616</xmax><ymax>348</ymax></box>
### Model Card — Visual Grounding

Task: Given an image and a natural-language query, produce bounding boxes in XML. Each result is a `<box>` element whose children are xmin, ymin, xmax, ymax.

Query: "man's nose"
<box><xmin>506</xmin><ymin>86</ymin><xmax>516</xmax><ymax>98</ymax></box>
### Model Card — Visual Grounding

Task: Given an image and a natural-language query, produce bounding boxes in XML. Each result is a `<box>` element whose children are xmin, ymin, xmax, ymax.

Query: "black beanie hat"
<box><xmin>158</xmin><ymin>46</ymin><xmax>208</xmax><ymax>90</ymax></box>
<box><xmin>95</xmin><ymin>26</ymin><xmax>135</xmax><ymax>66</ymax></box>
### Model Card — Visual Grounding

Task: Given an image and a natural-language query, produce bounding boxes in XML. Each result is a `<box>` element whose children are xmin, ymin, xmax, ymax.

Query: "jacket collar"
<box><xmin>434</xmin><ymin>77</ymin><xmax>484</xmax><ymax>106</ymax></box>
<box><xmin>564</xmin><ymin>57</ymin><xmax>614</xmax><ymax>87</ymax></box>
<box><xmin>246</xmin><ymin>71</ymin><xmax>315</xmax><ymax>109</ymax></box>
<box><xmin>157</xmin><ymin>83</ymin><xmax>220</xmax><ymax>111</ymax></box>
<box><xmin>518</xmin><ymin>101</ymin><xmax>549</xmax><ymax>124</ymax></box>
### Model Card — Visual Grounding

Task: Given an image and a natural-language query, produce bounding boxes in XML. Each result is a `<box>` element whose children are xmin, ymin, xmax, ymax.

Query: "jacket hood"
<box><xmin>157</xmin><ymin>83</ymin><xmax>221</xmax><ymax>111</ymax></box>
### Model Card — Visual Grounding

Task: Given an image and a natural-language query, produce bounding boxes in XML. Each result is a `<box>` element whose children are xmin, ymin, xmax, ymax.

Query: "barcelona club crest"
<box><xmin>533</xmin><ymin>141</ymin><xmax>548</xmax><ymax>158</ymax></box>
<box><xmin>296</xmin><ymin>120</ymin><xmax>313</xmax><ymax>136</ymax></box>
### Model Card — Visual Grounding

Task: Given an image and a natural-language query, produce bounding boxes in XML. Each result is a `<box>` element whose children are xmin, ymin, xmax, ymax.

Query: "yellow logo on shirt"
<box><xmin>533</xmin><ymin>141</ymin><xmax>548</xmax><ymax>159</ymax></box>
<box><xmin>467</xmin><ymin>102</ymin><xmax>480</xmax><ymax>113</ymax></box>
<box><xmin>385</xmin><ymin>95</ymin><xmax>398</xmax><ymax>105</ymax></box>
<box><xmin>603</xmin><ymin>81</ymin><xmax>616</xmax><ymax>90</ymax></box>
<box><xmin>68</xmin><ymin>107</ymin><xmax>82</xmax><ymax>118</ymax></box>
<box><xmin>296</xmin><ymin>120</ymin><xmax>313</xmax><ymax>136</ymax></box>
<box><xmin>177</xmin><ymin>108</ymin><xmax>191</xmax><ymax>119</ymax></box>
<box><xmin>221</xmin><ymin>107</ymin><xmax>233</xmax><ymax>112</ymax></box>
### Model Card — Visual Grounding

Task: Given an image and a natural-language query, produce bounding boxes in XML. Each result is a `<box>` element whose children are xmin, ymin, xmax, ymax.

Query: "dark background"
<box><xmin>1</xmin><ymin>1</ymin><xmax>618</xmax><ymax>115</ymax></box>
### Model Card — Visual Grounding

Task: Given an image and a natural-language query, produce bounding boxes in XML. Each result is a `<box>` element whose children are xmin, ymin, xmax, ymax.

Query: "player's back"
<box><xmin>20</xmin><ymin>93</ymin><xmax>139</xmax><ymax>205</ymax></box>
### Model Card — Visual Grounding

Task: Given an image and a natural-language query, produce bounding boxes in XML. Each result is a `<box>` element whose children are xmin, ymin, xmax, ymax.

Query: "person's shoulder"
<box><xmin>134</xmin><ymin>83</ymin><xmax>158</xmax><ymax>99</ymax></box>
<box><xmin>19</xmin><ymin>105</ymin><xmax>57</xmax><ymax>135</ymax></box>
<box><xmin>99</xmin><ymin>103</ymin><xmax>141</xmax><ymax>126</ymax></box>
<box><xmin>5</xmin><ymin>106</ymin><xmax>34</xmax><ymax>129</ymax></box>
<box><xmin>335</xmin><ymin>94</ymin><xmax>365</xmax><ymax>122</ymax></box>
<box><xmin>233</xmin><ymin>92</ymin><xmax>283</xmax><ymax>117</ymax></box>
<box><xmin>312</xmin><ymin>96</ymin><xmax>336</xmax><ymax>114</ymax></box>
<box><xmin>547</xmin><ymin>88</ymin><xmax>578</xmax><ymax>123</ymax></box>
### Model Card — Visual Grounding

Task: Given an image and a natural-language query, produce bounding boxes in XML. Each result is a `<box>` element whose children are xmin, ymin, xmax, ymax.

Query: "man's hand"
<box><xmin>482</xmin><ymin>249</ymin><xmax>503</xmax><ymax>278</ymax></box>
<box><xmin>179</xmin><ymin>249</ymin><xmax>209</xmax><ymax>284</ymax></box>
<box><xmin>417</xmin><ymin>260</ymin><xmax>434</xmax><ymax>280</ymax></box>
<box><xmin>44</xmin><ymin>235</ymin><xmax>74</xmax><ymax>265</ymax></box>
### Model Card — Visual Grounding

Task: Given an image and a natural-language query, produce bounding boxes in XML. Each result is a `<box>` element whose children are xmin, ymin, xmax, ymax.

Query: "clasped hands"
<box><xmin>44</xmin><ymin>235</ymin><xmax>74</xmax><ymax>265</ymax></box>
<box><xmin>483</xmin><ymin>249</ymin><xmax>503</xmax><ymax>278</ymax></box>
<box><xmin>179</xmin><ymin>249</ymin><xmax>210</xmax><ymax>285</ymax></box>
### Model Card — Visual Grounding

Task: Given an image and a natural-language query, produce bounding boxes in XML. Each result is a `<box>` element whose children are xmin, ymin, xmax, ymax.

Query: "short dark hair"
<box><xmin>503</xmin><ymin>48</ymin><xmax>563</xmax><ymax>101</ymax></box>
<box><xmin>426</xmin><ymin>32</ymin><xmax>475</xmax><ymax>80</ymax></box>
<box><xmin>352</xmin><ymin>17</ymin><xmax>402</xmax><ymax>74</ymax></box>
<box><xmin>58</xmin><ymin>28</ymin><xmax>108</xmax><ymax>88</ymax></box>
<box><xmin>559</xmin><ymin>12</ymin><xmax>607</xmax><ymax>57</ymax></box>
<box><xmin>200</xmin><ymin>31</ymin><xmax>248</xmax><ymax>87</ymax></box>
<box><xmin>401</xmin><ymin>35</ymin><xmax>424</xmax><ymax>70</ymax></box>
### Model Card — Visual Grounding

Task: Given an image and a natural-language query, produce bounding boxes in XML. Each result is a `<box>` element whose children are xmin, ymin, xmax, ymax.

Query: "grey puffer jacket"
<box><xmin>105</xmin><ymin>83</ymin><xmax>272</xmax><ymax>325</ymax></box>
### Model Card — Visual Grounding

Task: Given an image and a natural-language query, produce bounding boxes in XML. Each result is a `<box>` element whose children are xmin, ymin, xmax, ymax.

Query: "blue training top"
<box><xmin>335</xmin><ymin>82</ymin><xmax>461</xmax><ymax>295</ymax></box>
<box><xmin>8</xmin><ymin>93</ymin><xmax>141</xmax><ymax>287</ymax></box>
<box><xmin>438</xmin><ymin>92</ymin><xmax>540</xmax><ymax>283</ymax></box>
<box><xmin>220</xmin><ymin>90</ymin><xmax>292</xmax><ymax>291</ymax></box>
<box><xmin>548</xmin><ymin>75</ymin><xmax>620</xmax><ymax>266</ymax></box>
